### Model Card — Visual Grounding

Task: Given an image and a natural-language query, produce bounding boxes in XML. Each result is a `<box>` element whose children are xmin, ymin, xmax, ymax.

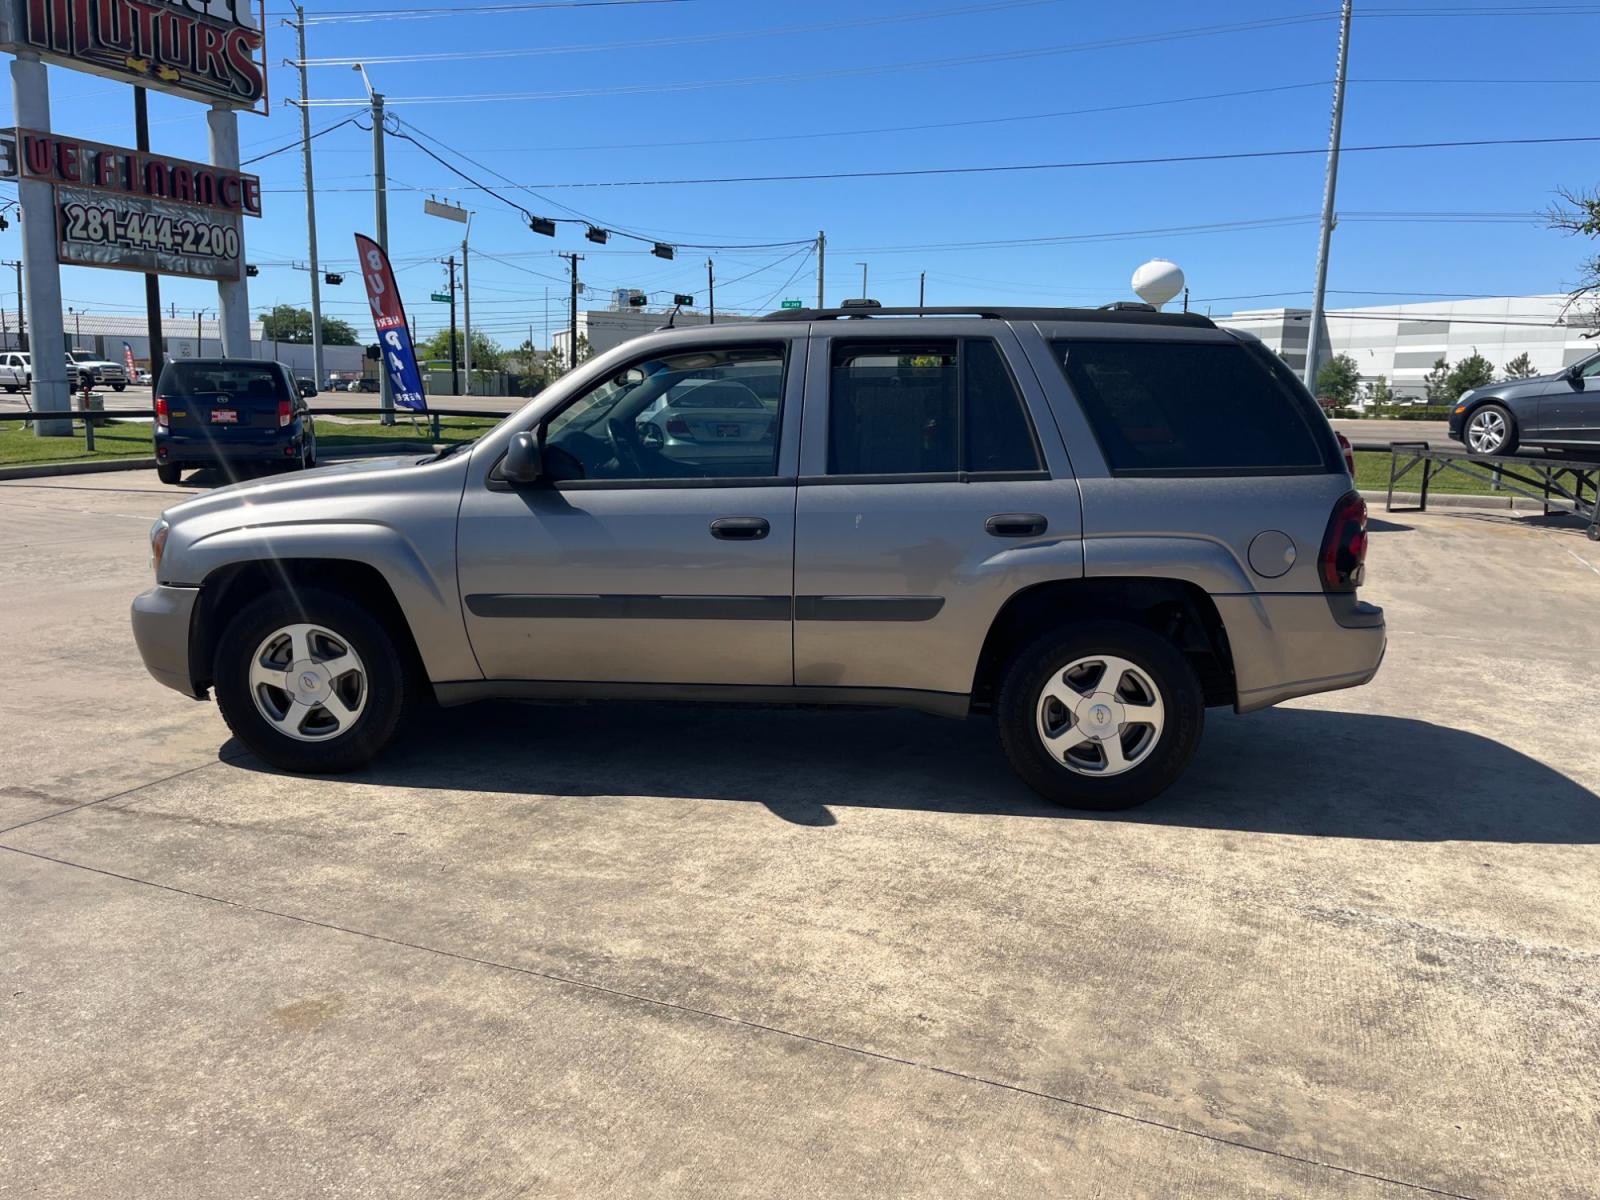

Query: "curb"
<box><xmin>0</xmin><ymin>442</ymin><xmax>438</xmax><ymax>482</ymax></box>
<box><xmin>1362</xmin><ymin>489</ymin><xmax>1559</xmax><ymax>513</ymax></box>
<box><xmin>0</xmin><ymin>456</ymin><xmax>157</xmax><ymax>480</ymax></box>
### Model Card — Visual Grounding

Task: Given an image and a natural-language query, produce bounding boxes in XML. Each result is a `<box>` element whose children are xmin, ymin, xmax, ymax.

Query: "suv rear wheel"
<box><xmin>213</xmin><ymin>587</ymin><xmax>408</xmax><ymax>773</ymax></box>
<box><xmin>996</xmin><ymin>621</ymin><xmax>1203</xmax><ymax>810</ymax></box>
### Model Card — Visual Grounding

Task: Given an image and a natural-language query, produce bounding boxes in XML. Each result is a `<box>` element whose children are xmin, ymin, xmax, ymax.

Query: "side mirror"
<box><xmin>501</xmin><ymin>429</ymin><xmax>545</xmax><ymax>484</ymax></box>
<box><xmin>1567</xmin><ymin>364</ymin><xmax>1584</xmax><ymax>386</ymax></box>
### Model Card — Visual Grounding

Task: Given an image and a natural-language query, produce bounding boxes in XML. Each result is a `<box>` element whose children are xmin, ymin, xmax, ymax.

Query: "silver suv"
<box><xmin>132</xmin><ymin>305</ymin><xmax>1385</xmax><ymax>809</ymax></box>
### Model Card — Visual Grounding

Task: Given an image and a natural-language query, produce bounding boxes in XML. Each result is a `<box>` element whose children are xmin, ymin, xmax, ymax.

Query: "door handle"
<box><xmin>710</xmin><ymin>517</ymin><xmax>771</xmax><ymax>541</ymax></box>
<box><xmin>985</xmin><ymin>513</ymin><xmax>1048</xmax><ymax>538</ymax></box>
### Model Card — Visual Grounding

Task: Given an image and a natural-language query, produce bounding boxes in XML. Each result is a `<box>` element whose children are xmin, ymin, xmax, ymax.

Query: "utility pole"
<box><xmin>461</xmin><ymin>215</ymin><xmax>473</xmax><ymax>396</ymax></box>
<box><xmin>816</xmin><ymin>230</ymin><xmax>825</xmax><ymax>308</ymax></box>
<box><xmin>3</xmin><ymin>261</ymin><xmax>25</xmax><ymax>351</ymax></box>
<box><xmin>446</xmin><ymin>255</ymin><xmax>459</xmax><ymax>395</ymax></box>
<box><xmin>1304</xmin><ymin>0</ymin><xmax>1353</xmax><ymax>394</ymax></box>
<box><xmin>707</xmin><ymin>258</ymin><xmax>715</xmax><ymax>324</ymax></box>
<box><xmin>919</xmin><ymin>271</ymin><xmax>926</xmax><ymax>307</ymax></box>
<box><xmin>856</xmin><ymin>262</ymin><xmax>868</xmax><ymax>299</ymax></box>
<box><xmin>560</xmin><ymin>252</ymin><xmax>583</xmax><ymax>371</ymax></box>
<box><xmin>133</xmin><ymin>88</ymin><xmax>164</xmax><ymax>390</ymax></box>
<box><xmin>290</xmin><ymin>7</ymin><xmax>325</xmax><ymax>394</ymax></box>
<box><xmin>355</xmin><ymin>64</ymin><xmax>393</xmax><ymax>423</ymax></box>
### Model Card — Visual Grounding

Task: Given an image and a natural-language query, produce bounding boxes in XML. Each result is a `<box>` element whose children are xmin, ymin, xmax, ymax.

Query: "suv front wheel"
<box><xmin>213</xmin><ymin>587</ymin><xmax>408</xmax><ymax>773</ymax></box>
<box><xmin>997</xmin><ymin>621</ymin><xmax>1204</xmax><ymax>810</ymax></box>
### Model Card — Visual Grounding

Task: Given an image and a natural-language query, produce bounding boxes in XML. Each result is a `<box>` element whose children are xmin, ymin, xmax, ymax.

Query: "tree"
<box><xmin>1502</xmin><ymin>352</ymin><xmax>1536</xmax><ymax>380</ymax></box>
<box><xmin>416</xmin><ymin>328</ymin><xmax>505</xmax><ymax>372</ymax></box>
<box><xmin>1445</xmin><ymin>351</ymin><xmax>1495</xmax><ymax>402</ymax></box>
<box><xmin>1362</xmin><ymin>376</ymin><xmax>1395</xmax><ymax>407</ymax></box>
<box><xmin>257</xmin><ymin>303</ymin><xmax>357</xmax><ymax>346</ymax></box>
<box><xmin>1315</xmin><ymin>353</ymin><xmax>1361</xmax><ymax>409</ymax></box>
<box><xmin>1547</xmin><ymin>186</ymin><xmax>1600</xmax><ymax>320</ymax></box>
<box><xmin>1422</xmin><ymin>357</ymin><xmax>1452</xmax><ymax>404</ymax></box>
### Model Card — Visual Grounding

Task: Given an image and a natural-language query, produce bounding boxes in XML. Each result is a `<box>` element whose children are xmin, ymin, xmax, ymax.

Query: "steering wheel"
<box><xmin>605</xmin><ymin>414</ymin><xmax>646</xmax><ymax>477</ymax></box>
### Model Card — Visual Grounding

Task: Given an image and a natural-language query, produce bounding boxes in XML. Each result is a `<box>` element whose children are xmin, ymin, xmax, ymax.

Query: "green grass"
<box><xmin>1354</xmin><ymin>450</ymin><xmax>1507</xmax><ymax>497</ymax></box>
<box><xmin>313</xmin><ymin>415</ymin><xmax>497</xmax><ymax>451</ymax></box>
<box><xmin>0</xmin><ymin>420</ymin><xmax>152</xmax><ymax>466</ymax></box>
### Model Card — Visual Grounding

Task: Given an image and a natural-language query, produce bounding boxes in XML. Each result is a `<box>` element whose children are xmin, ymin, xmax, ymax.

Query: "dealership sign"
<box><xmin>0</xmin><ymin>0</ymin><xmax>267</xmax><ymax>110</ymax></box>
<box><xmin>1</xmin><ymin>128</ymin><xmax>257</xmax><ymax>280</ymax></box>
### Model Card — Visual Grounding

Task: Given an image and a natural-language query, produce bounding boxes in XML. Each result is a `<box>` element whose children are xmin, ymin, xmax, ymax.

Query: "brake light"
<box><xmin>278</xmin><ymin>399</ymin><xmax>293</xmax><ymax>428</ymax></box>
<box><xmin>666</xmin><ymin>417</ymin><xmax>693</xmax><ymax>439</ymax></box>
<box><xmin>155</xmin><ymin>396</ymin><xmax>169</xmax><ymax>429</ymax></box>
<box><xmin>1335</xmin><ymin>430</ymin><xmax>1355</xmax><ymax>476</ymax></box>
<box><xmin>1319</xmin><ymin>490</ymin><xmax>1368</xmax><ymax>592</ymax></box>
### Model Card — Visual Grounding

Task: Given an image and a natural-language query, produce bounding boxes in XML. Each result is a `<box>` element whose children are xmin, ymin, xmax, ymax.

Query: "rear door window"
<box><xmin>827</xmin><ymin>338</ymin><xmax>1044</xmax><ymax>478</ymax></box>
<box><xmin>1050</xmin><ymin>339</ymin><xmax>1332</xmax><ymax>475</ymax></box>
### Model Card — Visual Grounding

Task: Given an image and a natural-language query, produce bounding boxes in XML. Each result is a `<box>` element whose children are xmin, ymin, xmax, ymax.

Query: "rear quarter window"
<box><xmin>1051</xmin><ymin>339</ymin><xmax>1333</xmax><ymax>475</ymax></box>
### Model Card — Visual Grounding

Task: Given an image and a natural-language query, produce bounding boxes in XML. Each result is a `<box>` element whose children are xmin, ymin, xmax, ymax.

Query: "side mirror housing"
<box><xmin>501</xmin><ymin>429</ymin><xmax>545</xmax><ymax>484</ymax></box>
<box><xmin>1567</xmin><ymin>364</ymin><xmax>1584</xmax><ymax>386</ymax></box>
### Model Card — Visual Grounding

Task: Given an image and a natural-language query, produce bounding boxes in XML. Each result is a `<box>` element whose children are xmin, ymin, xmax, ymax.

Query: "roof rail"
<box><xmin>756</xmin><ymin>304</ymin><xmax>1214</xmax><ymax>327</ymax></box>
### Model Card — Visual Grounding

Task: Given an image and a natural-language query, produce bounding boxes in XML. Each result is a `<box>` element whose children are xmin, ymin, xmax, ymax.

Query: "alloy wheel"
<box><xmin>248</xmin><ymin>623</ymin><xmax>367</xmax><ymax>742</ymax></box>
<box><xmin>1467</xmin><ymin>408</ymin><xmax>1507</xmax><ymax>454</ymax></box>
<box><xmin>1035</xmin><ymin>654</ymin><xmax>1165</xmax><ymax>777</ymax></box>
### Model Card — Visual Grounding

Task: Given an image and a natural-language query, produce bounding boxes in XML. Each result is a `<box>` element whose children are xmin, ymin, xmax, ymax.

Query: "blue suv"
<box><xmin>154</xmin><ymin>359</ymin><xmax>317</xmax><ymax>485</ymax></box>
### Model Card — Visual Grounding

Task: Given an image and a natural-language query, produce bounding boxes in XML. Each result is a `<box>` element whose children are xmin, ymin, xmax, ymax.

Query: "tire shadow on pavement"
<box><xmin>222</xmin><ymin>699</ymin><xmax>1600</xmax><ymax>843</ymax></box>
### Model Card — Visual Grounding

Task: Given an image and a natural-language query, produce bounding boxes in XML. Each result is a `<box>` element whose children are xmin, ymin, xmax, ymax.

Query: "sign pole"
<box><xmin>134</xmin><ymin>87</ymin><xmax>164</xmax><ymax>392</ymax></box>
<box><xmin>447</xmin><ymin>254</ymin><xmax>459</xmax><ymax>395</ymax></box>
<box><xmin>10</xmin><ymin>52</ymin><xmax>69</xmax><ymax>437</ymax></box>
<box><xmin>206</xmin><ymin>104</ymin><xmax>251</xmax><ymax>355</ymax></box>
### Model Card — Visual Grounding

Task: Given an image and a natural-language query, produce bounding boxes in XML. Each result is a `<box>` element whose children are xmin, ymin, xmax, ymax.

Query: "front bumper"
<box><xmin>131</xmin><ymin>585</ymin><xmax>204</xmax><ymax>699</ymax></box>
<box><xmin>1216</xmin><ymin>593</ymin><xmax>1387</xmax><ymax>713</ymax></box>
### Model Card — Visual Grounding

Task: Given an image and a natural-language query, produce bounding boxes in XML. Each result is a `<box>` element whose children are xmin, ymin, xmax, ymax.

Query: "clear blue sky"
<box><xmin>4</xmin><ymin>0</ymin><xmax>1598</xmax><ymax>348</ymax></box>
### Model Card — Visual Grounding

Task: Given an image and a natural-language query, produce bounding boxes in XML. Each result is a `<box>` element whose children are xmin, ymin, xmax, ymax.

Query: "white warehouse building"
<box><xmin>1216</xmin><ymin>294</ymin><xmax>1598</xmax><ymax>400</ymax></box>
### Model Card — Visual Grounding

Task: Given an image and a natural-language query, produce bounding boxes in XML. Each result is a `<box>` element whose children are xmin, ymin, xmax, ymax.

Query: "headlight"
<box><xmin>149</xmin><ymin>519</ymin><xmax>170</xmax><ymax>575</ymax></box>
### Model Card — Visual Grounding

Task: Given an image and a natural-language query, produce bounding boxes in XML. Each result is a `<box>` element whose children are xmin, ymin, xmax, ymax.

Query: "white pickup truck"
<box><xmin>0</xmin><ymin>351</ymin><xmax>28</xmax><ymax>392</ymax></box>
<box><xmin>67</xmin><ymin>349</ymin><xmax>129</xmax><ymax>391</ymax></box>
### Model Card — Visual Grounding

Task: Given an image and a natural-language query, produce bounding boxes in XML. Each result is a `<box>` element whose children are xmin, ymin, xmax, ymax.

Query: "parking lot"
<box><xmin>2</xmin><ymin>469</ymin><xmax>1598</xmax><ymax>1198</ymax></box>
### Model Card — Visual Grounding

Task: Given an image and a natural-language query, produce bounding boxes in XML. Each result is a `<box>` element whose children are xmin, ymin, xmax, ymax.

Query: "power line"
<box><xmin>293</xmin><ymin>0</ymin><xmax>1064</xmax><ymax>66</ymax></box>
<box><xmin>288</xmin><ymin>0</ymin><xmax>695</xmax><ymax>25</ymax></box>
<box><xmin>293</xmin><ymin>12</ymin><xmax>1339</xmax><ymax>106</ymax></box>
<box><xmin>240</xmin><ymin>115</ymin><xmax>364</xmax><ymax>166</ymax></box>
<box><xmin>425</xmin><ymin>133</ymin><xmax>1600</xmax><ymax>191</ymax></box>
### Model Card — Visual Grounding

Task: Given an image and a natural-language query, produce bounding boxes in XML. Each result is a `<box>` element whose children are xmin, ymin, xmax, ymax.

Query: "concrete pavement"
<box><xmin>2</xmin><ymin>474</ymin><xmax>1598</xmax><ymax>1198</ymax></box>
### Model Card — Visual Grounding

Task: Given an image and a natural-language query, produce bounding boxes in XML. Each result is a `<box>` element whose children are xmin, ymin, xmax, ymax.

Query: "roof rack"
<box><xmin>756</xmin><ymin>304</ymin><xmax>1214</xmax><ymax>328</ymax></box>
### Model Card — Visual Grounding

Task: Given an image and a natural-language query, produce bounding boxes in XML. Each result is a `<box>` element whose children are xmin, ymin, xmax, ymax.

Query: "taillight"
<box><xmin>1319</xmin><ymin>490</ymin><xmax>1368</xmax><ymax>592</ymax></box>
<box><xmin>1335</xmin><ymin>430</ymin><xmax>1355</xmax><ymax>477</ymax></box>
<box><xmin>155</xmin><ymin>396</ymin><xmax>169</xmax><ymax>429</ymax></box>
<box><xmin>278</xmin><ymin>399</ymin><xmax>293</xmax><ymax>428</ymax></box>
<box><xmin>666</xmin><ymin>417</ymin><xmax>693</xmax><ymax>439</ymax></box>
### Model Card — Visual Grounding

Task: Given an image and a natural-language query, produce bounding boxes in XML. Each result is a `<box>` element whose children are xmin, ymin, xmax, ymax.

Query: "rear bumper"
<box><xmin>1216</xmin><ymin>593</ymin><xmax>1387</xmax><ymax>713</ymax></box>
<box><xmin>131</xmin><ymin>584</ymin><xmax>204</xmax><ymax>699</ymax></box>
<box><xmin>155</xmin><ymin>431</ymin><xmax>305</xmax><ymax>464</ymax></box>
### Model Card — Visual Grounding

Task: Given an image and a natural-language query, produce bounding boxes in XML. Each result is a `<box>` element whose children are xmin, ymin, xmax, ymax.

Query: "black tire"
<box><xmin>156</xmin><ymin>462</ymin><xmax>183</xmax><ymax>485</ymax></box>
<box><xmin>1466</xmin><ymin>402</ymin><xmax>1518</xmax><ymax>456</ymax></box>
<box><xmin>112</xmin><ymin>382</ymin><xmax>126</xmax><ymax>392</ymax></box>
<box><xmin>996</xmin><ymin>621</ymin><xmax>1204</xmax><ymax>811</ymax></box>
<box><xmin>213</xmin><ymin>587</ymin><xmax>408</xmax><ymax>774</ymax></box>
<box><xmin>4</xmin><ymin>385</ymin><xmax>16</xmax><ymax>393</ymax></box>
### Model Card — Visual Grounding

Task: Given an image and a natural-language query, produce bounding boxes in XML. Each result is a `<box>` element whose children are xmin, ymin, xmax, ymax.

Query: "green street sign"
<box><xmin>780</xmin><ymin>299</ymin><xmax>802</xmax><ymax>309</ymax></box>
<box><xmin>431</xmin><ymin>292</ymin><xmax>450</xmax><ymax>303</ymax></box>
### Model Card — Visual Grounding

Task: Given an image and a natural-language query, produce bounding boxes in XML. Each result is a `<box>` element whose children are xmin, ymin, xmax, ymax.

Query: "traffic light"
<box><xmin>365</xmin><ymin>343</ymin><xmax>380</xmax><ymax>361</ymax></box>
<box><xmin>528</xmin><ymin>216</ymin><xmax>556</xmax><ymax>237</ymax></box>
<box><xmin>585</xmin><ymin>225</ymin><xmax>608</xmax><ymax>244</ymax></box>
<box><xmin>673</xmin><ymin>294</ymin><xmax>693</xmax><ymax>306</ymax></box>
<box><xmin>627</xmin><ymin>294</ymin><xmax>646</xmax><ymax>308</ymax></box>
<box><xmin>325</xmin><ymin>272</ymin><xmax>343</xmax><ymax>285</ymax></box>
<box><xmin>651</xmin><ymin>243</ymin><xmax>674</xmax><ymax>260</ymax></box>
<box><xmin>245</xmin><ymin>264</ymin><xmax>259</xmax><ymax>277</ymax></box>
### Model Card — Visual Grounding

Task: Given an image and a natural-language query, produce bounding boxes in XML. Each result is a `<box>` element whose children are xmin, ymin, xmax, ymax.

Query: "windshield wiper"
<box><xmin>422</xmin><ymin>439</ymin><xmax>473</xmax><ymax>464</ymax></box>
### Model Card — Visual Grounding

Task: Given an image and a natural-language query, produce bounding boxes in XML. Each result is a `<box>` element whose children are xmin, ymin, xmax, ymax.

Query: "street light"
<box><xmin>67</xmin><ymin>305</ymin><xmax>82</xmax><ymax>345</ymax></box>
